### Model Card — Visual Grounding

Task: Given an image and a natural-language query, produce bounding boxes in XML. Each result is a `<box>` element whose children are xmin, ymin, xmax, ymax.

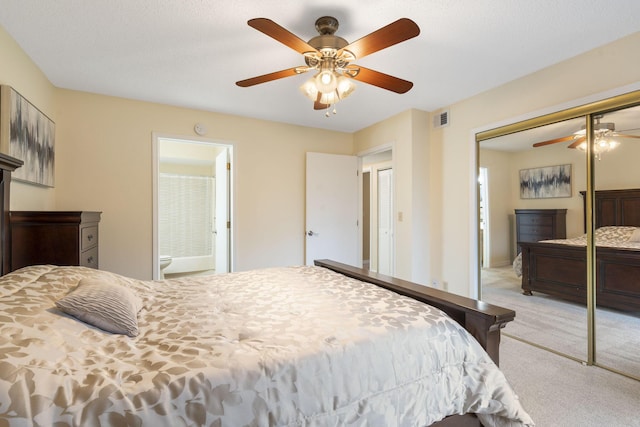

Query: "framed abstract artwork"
<box><xmin>0</xmin><ymin>85</ymin><xmax>55</xmax><ymax>187</ymax></box>
<box><xmin>519</xmin><ymin>164</ymin><xmax>571</xmax><ymax>199</ymax></box>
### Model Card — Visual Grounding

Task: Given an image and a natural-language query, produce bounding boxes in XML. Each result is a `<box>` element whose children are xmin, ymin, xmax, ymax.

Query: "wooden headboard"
<box><xmin>581</xmin><ymin>188</ymin><xmax>640</xmax><ymax>232</ymax></box>
<box><xmin>0</xmin><ymin>153</ymin><xmax>24</xmax><ymax>275</ymax></box>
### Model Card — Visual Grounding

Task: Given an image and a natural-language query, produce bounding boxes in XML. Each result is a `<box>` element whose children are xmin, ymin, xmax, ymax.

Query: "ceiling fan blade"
<box><xmin>313</xmin><ymin>92</ymin><xmax>329</xmax><ymax>110</ymax></box>
<box><xmin>567</xmin><ymin>136</ymin><xmax>586</xmax><ymax>149</ymax></box>
<box><xmin>532</xmin><ymin>134</ymin><xmax>577</xmax><ymax>148</ymax></box>
<box><xmin>349</xmin><ymin>66</ymin><xmax>413</xmax><ymax>93</ymax></box>
<box><xmin>236</xmin><ymin>67</ymin><xmax>301</xmax><ymax>87</ymax></box>
<box><xmin>338</xmin><ymin>18</ymin><xmax>420</xmax><ymax>60</ymax></box>
<box><xmin>613</xmin><ymin>132</ymin><xmax>640</xmax><ymax>139</ymax></box>
<box><xmin>248</xmin><ymin>18</ymin><xmax>318</xmax><ymax>54</ymax></box>
<box><xmin>314</xmin><ymin>101</ymin><xmax>329</xmax><ymax>110</ymax></box>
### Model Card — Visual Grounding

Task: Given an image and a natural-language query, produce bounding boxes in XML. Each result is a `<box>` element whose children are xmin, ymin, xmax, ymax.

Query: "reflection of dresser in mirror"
<box><xmin>10</xmin><ymin>211</ymin><xmax>101</xmax><ymax>272</ymax></box>
<box><xmin>515</xmin><ymin>209</ymin><xmax>566</xmax><ymax>254</ymax></box>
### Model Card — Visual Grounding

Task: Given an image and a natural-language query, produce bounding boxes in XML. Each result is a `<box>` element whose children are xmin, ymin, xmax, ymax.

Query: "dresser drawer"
<box><xmin>519</xmin><ymin>224</ymin><xmax>553</xmax><ymax>239</ymax></box>
<box><xmin>80</xmin><ymin>246</ymin><xmax>99</xmax><ymax>269</ymax></box>
<box><xmin>514</xmin><ymin>209</ymin><xmax>567</xmax><ymax>255</ymax></box>
<box><xmin>10</xmin><ymin>211</ymin><xmax>101</xmax><ymax>272</ymax></box>
<box><xmin>81</xmin><ymin>225</ymin><xmax>99</xmax><ymax>250</ymax></box>
<box><xmin>518</xmin><ymin>215</ymin><xmax>553</xmax><ymax>226</ymax></box>
<box><xmin>519</xmin><ymin>233</ymin><xmax>553</xmax><ymax>243</ymax></box>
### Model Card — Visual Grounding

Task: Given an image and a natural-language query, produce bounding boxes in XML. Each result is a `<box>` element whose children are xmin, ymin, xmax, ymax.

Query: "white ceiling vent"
<box><xmin>433</xmin><ymin>109</ymin><xmax>450</xmax><ymax>128</ymax></box>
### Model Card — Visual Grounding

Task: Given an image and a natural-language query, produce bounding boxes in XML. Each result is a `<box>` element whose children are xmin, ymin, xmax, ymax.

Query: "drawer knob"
<box><xmin>87</xmin><ymin>256</ymin><xmax>94</xmax><ymax>264</ymax></box>
<box><xmin>87</xmin><ymin>234</ymin><xmax>94</xmax><ymax>241</ymax></box>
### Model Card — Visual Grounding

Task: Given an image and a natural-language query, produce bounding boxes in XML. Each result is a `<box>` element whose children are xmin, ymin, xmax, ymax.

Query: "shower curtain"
<box><xmin>159</xmin><ymin>173</ymin><xmax>215</xmax><ymax>272</ymax></box>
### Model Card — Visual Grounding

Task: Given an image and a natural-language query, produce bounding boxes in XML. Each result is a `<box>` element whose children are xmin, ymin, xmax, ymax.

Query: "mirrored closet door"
<box><xmin>478</xmin><ymin>116</ymin><xmax>588</xmax><ymax>362</ymax></box>
<box><xmin>477</xmin><ymin>90</ymin><xmax>640</xmax><ymax>380</ymax></box>
<box><xmin>592</xmin><ymin>105</ymin><xmax>640</xmax><ymax>379</ymax></box>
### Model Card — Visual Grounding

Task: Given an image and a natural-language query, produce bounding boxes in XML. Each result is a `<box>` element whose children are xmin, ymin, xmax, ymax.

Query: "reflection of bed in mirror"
<box><xmin>518</xmin><ymin>188</ymin><xmax>640</xmax><ymax>312</ymax></box>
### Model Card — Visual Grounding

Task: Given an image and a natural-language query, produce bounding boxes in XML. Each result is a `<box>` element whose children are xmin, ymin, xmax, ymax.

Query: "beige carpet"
<box><xmin>500</xmin><ymin>335</ymin><xmax>640</xmax><ymax>427</ymax></box>
<box><xmin>482</xmin><ymin>266</ymin><xmax>640</xmax><ymax>378</ymax></box>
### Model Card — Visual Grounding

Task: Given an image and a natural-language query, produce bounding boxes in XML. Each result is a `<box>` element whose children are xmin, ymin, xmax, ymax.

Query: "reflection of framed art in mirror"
<box><xmin>519</xmin><ymin>163</ymin><xmax>571</xmax><ymax>199</ymax></box>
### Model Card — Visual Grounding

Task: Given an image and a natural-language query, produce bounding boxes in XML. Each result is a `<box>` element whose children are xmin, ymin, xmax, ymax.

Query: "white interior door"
<box><xmin>215</xmin><ymin>149</ymin><xmax>229</xmax><ymax>273</ymax></box>
<box><xmin>377</xmin><ymin>167</ymin><xmax>394</xmax><ymax>275</ymax></box>
<box><xmin>305</xmin><ymin>152</ymin><xmax>359</xmax><ymax>266</ymax></box>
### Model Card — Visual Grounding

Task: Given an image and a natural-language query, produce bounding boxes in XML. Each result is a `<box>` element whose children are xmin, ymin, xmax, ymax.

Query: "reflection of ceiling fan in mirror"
<box><xmin>532</xmin><ymin>115</ymin><xmax>640</xmax><ymax>158</ymax></box>
<box><xmin>236</xmin><ymin>16</ymin><xmax>420</xmax><ymax>115</ymax></box>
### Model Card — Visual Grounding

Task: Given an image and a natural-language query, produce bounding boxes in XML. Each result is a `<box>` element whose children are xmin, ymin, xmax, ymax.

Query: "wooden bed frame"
<box><xmin>0</xmin><ymin>154</ymin><xmax>516</xmax><ymax>427</ymax></box>
<box><xmin>520</xmin><ymin>188</ymin><xmax>640</xmax><ymax>312</ymax></box>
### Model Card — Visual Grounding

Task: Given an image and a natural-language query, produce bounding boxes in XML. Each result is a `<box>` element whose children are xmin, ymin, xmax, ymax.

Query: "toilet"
<box><xmin>159</xmin><ymin>255</ymin><xmax>173</xmax><ymax>279</ymax></box>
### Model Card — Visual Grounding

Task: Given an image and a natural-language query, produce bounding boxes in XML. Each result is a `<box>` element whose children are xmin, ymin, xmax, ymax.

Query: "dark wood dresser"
<box><xmin>10</xmin><ymin>211</ymin><xmax>101</xmax><ymax>271</ymax></box>
<box><xmin>515</xmin><ymin>208</ymin><xmax>566</xmax><ymax>254</ymax></box>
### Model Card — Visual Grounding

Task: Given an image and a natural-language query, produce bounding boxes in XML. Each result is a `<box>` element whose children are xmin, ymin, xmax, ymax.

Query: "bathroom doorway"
<box><xmin>152</xmin><ymin>135</ymin><xmax>233</xmax><ymax>279</ymax></box>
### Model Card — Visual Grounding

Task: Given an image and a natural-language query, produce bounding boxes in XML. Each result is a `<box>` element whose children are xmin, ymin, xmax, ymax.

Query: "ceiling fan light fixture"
<box><xmin>576</xmin><ymin>136</ymin><xmax>620</xmax><ymax>160</ymax></box>
<box><xmin>597</xmin><ymin>138</ymin><xmax>619</xmax><ymax>148</ymax></box>
<box><xmin>318</xmin><ymin>91</ymin><xmax>339</xmax><ymax>106</ymax></box>
<box><xmin>300</xmin><ymin>78</ymin><xmax>319</xmax><ymax>100</ymax></box>
<box><xmin>316</xmin><ymin>70</ymin><xmax>338</xmax><ymax>93</ymax></box>
<box><xmin>336</xmin><ymin>75</ymin><xmax>356</xmax><ymax>99</ymax></box>
<box><xmin>300</xmin><ymin>73</ymin><xmax>356</xmax><ymax>106</ymax></box>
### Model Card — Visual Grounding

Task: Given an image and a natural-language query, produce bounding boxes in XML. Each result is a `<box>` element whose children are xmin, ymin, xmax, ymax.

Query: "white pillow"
<box><xmin>629</xmin><ymin>228</ymin><xmax>640</xmax><ymax>243</ymax></box>
<box><xmin>595</xmin><ymin>226</ymin><xmax>637</xmax><ymax>241</ymax></box>
<box><xmin>56</xmin><ymin>278</ymin><xmax>143</xmax><ymax>337</ymax></box>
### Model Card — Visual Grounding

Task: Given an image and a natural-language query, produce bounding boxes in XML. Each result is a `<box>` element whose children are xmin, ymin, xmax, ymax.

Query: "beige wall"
<box><xmin>353</xmin><ymin>109</ymin><xmax>432</xmax><ymax>284</ymax></box>
<box><xmin>1</xmin><ymin>25</ymin><xmax>354</xmax><ymax>279</ymax></box>
<box><xmin>0</xmin><ymin>25</ymin><xmax>57</xmax><ymax>210</ymax></box>
<box><xmin>480</xmin><ymin>144</ymin><xmax>587</xmax><ymax>267</ymax></box>
<box><xmin>509</xmin><ymin>144</ymin><xmax>586</xmax><ymax>238</ymax></box>
<box><xmin>479</xmin><ymin>148</ymin><xmax>512</xmax><ymax>267</ymax></box>
<box><xmin>53</xmin><ymin>90</ymin><xmax>353</xmax><ymax>278</ymax></box>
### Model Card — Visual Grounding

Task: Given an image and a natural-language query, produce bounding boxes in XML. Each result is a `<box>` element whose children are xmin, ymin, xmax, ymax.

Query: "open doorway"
<box><xmin>152</xmin><ymin>135</ymin><xmax>233</xmax><ymax>279</ymax></box>
<box><xmin>362</xmin><ymin>149</ymin><xmax>394</xmax><ymax>275</ymax></box>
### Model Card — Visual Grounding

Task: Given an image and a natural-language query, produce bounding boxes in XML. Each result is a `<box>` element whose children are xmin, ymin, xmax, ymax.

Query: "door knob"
<box><xmin>307</xmin><ymin>230</ymin><xmax>317</xmax><ymax>236</ymax></box>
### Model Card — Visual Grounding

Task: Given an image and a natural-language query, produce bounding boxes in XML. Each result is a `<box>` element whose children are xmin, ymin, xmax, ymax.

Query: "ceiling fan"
<box><xmin>236</xmin><ymin>16</ymin><xmax>420</xmax><ymax>114</ymax></box>
<box><xmin>532</xmin><ymin>116</ymin><xmax>640</xmax><ymax>152</ymax></box>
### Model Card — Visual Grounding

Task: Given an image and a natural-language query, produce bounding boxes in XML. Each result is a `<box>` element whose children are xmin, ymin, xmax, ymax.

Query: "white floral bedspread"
<box><xmin>514</xmin><ymin>226</ymin><xmax>640</xmax><ymax>277</ymax></box>
<box><xmin>0</xmin><ymin>265</ymin><xmax>533</xmax><ymax>426</ymax></box>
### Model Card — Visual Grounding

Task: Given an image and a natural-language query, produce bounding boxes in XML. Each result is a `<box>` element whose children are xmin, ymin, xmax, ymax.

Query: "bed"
<box><xmin>517</xmin><ymin>188</ymin><xmax>640</xmax><ymax>312</ymax></box>
<box><xmin>0</xmin><ymin>154</ymin><xmax>533</xmax><ymax>426</ymax></box>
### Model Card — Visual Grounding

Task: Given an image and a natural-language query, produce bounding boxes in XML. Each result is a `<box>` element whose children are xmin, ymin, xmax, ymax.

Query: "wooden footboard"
<box><xmin>520</xmin><ymin>241</ymin><xmax>640</xmax><ymax>312</ymax></box>
<box><xmin>520</xmin><ymin>242</ymin><xmax>586</xmax><ymax>302</ymax></box>
<box><xmin>314</xmin><ymin>259</ymin><xmax>515</xmax><ymax>366</ymax></box>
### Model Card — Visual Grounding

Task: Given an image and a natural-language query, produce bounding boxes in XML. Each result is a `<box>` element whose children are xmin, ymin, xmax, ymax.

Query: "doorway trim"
<box><xmin>357</xmin><ymin>143</ymin><xmax>396</xmax><ymax>273</ymax></box>
<box><xmin>151</xmin><ymin>132</ymin><xmax>236</xmax><ymax>279</ymax></box>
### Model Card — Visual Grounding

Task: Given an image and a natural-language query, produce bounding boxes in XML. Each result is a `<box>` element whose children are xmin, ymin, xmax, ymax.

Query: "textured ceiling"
<box><xmin>0</xmin><ymin>0</ymin><xmax>639</xmax><ymax>133</ymax></box>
